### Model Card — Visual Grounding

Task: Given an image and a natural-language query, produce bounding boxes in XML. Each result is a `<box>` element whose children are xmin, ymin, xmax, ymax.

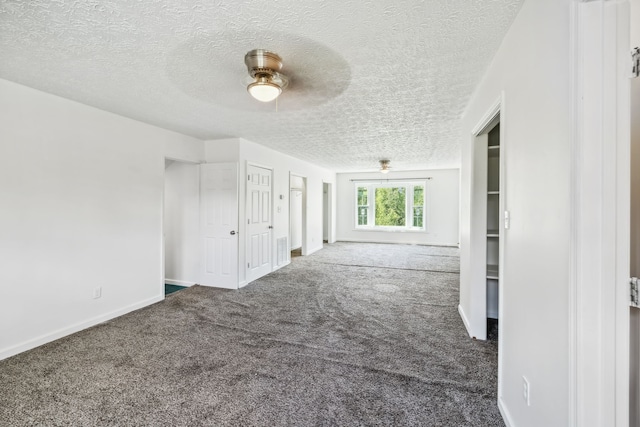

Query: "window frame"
<box><xmin>353</xmin><ymin>180</ymin><xmax>427</xmax><ymax>231</ymax></box>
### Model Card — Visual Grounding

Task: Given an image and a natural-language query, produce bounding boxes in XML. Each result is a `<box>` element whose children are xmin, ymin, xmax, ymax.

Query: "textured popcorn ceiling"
<box><xmin>0</xmin><ymin>0</ymin><xmax>523</xmax><ymax>172</ymax></box>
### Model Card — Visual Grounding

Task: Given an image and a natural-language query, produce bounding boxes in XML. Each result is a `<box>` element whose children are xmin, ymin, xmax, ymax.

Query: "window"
<box><xmin>357</xmin><ymin>187</ymin><xmax>368</xmax><ymax>225</ymax></box>
<box><xmin>354</xmin><ymin>181</ymin><xmax>426</xmax><ymax>230</ymax></box>
<box><xmin>413</xmin><ymin>185</ymin><xmax>424</xmax><ymax>227</ymax></box>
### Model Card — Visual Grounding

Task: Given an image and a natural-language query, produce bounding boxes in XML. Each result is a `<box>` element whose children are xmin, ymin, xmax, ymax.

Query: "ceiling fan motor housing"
<box><xmin>245</xmin><ymin>49</ymin><xmax>284</xmax><ymax>78</ymax></box>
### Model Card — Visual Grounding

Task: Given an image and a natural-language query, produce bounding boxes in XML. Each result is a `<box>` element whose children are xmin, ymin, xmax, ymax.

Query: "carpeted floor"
<box><xmin>0</xmin><ymin>242</ymin><xmax>502</xmax><ymax>426</ymax></box>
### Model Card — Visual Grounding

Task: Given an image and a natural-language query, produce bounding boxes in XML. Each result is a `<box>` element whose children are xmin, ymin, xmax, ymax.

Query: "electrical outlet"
<box><xmin>93</xmin><ymin>287</ymin><xmax>102</xmax><ymax>299</ymax></box>
<box><xmin>522</xmin><ymin>376</ymin><xmax>530</xmax><ymax>406</ymax></box>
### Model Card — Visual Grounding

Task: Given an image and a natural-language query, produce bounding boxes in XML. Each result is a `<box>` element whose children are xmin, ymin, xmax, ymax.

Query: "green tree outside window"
<box><xmin>413</xmin><ymin>185</ymin><xmax>424</xmax><ymax>227</ymax></box>
<box><xmin>375</xmin><ymin>187</ymin><xmax>406</xmax><ymax>226</ymax></box>
<box><xmin>357</xmin><ymin>187</ymin><xmax>368</xmax><ymax>225</ymax></box>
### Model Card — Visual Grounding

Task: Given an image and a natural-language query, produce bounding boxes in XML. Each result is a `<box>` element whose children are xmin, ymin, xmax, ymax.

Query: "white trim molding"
<box><xmin>164</xmin><ymin>279</ymin><xmax>195</xmax><ymax>287</ymax></box>
<box><xmin>0</xmin><ymin>295</ymin><xmax>164</xmax><ymax>361</ymax></box>
<box><xmin>498</xmin><ymin>396</ymin><xmax>515</xmax><ymax>427</ymax></box>
<box><xmin>571</xmin><ymin>1</ymin><xmax>631</xmax><ymax>426</ymax></box>
<box><xmin>458</xmin><ymin>304</ymin><xmax>473</xmax><ymax>338</ymax></box>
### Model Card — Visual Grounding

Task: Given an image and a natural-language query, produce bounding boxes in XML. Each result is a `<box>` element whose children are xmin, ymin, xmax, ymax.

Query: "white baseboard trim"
<box><xmin>272</xmin><ymin>261</ymin><xmax>291</xmax><ymax>272</ymax></box>
<box><xmin>458</xmin><ymin>304</ymin><xmax>474</xmax><ymax>339</ymax></box>
<box><xmin>305</xmin><ymin>245</ymin><xmax>323</xmax><ymax>256</ymax></box>
<box><xmin>498</xmin><ymin>396</ymin><xmax>515</xmax><ymax>427</ymax></box>
<box><xmin>164</xmin><ymin>279</ymin><xmax>195</xmax><ymax>287</ymax></box>
<box><xmin>304</xmin><ymin>246</ymin><xmax>322</xmax><ymax>256</ymax></box>
<box><xmin>198</xmin><ymin>282</ymin><xmax>238</xmax><ymax>290</ymax></box>
<box><xmin>0</xmin><ymin>295</ymin><xmax>164</xmax><ymax>361</ymax></box>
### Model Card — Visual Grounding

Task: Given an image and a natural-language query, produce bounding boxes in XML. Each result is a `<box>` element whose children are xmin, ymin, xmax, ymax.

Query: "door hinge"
<box><xmin>248</xmin><ymin>263</ymin><xmax>250</xmax><ymax>268</ymax></box>
<box><xmin>248</xmin><ymin>174</ymin><xmax>250</xmax><ymax>181</ymax></box>
<box><xmin>632</xmin><ymin>47</ymin><xmax>639</xmax><ymax>78</ymax></box>
<box><xmin>631</xmin><ymin>277</ymin><xmax>639</xmax><ymax>307</ymax></box>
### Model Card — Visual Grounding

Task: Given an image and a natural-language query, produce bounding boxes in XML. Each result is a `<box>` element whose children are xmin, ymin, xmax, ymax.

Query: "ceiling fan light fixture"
<box><xmin>244</xmin><ymin>49</ymin><xmax>288</xmax><ymax>103</ymax></box>
<box><xmin>379</xmin><ymin>159</ymin><xmax>391</xmax><ymax>174</ymax></box>
<box><xmin>247</xmin><ymin>76</ymin><xmax>282</xmax><ymax>102</ymax></box>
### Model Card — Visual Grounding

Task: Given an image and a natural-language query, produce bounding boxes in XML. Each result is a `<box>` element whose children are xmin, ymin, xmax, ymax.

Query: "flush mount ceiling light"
<box><xmin>379</xmin><ymin>159</ymin><xmax>391</xmax><ymax>174</ymax></box>
<box><xmin>244</xmin><ymin>49</ymin><xmax>289</xmax><ymax>103</ymax></box>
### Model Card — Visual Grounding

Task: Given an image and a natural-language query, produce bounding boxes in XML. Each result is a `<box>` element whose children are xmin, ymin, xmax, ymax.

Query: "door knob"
<box><xmin>268</xmin><ymin>226</ymin><xmax>273</xmax><ymax>229</ymax></box>
<box><xmin>230</xmin><ymin>231</ymin><xmax>236</xmax><ymax>235</ymax></box>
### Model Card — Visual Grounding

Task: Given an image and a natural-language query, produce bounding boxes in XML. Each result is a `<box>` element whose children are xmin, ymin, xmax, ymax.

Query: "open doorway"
<box><xmin>469</xmin><ymin>101</ymin><xmax>503</xmax><ymax>342</ymax></box>
<box><xmin>323</xmin><ymin>182</ymin><xmax>332</xmax><ymax>244</ymax></box>
<box><xmin>486</xmin><ymin>123</ymin><xmax>500</xmax><ymax>339</ymax></box>
<box><xmin>290</xmin><ymin>174</ymin><xmax>306</xmax><ymax>259</ymax></box>
<box><xmin>469</xmin><ymin>100</ymin><xmax>504</xmax><ymax>415</ymax></box>
<box><xmin>163</xmin><ymin>158</ymin><xmax>200</xmax><ymax>296</ymax></box>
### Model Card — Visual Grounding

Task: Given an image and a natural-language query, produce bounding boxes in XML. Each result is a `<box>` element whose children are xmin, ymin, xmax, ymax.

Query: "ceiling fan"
<box><xmin>244</xmin><ymin>49</ymin><xmax>289</xmax><ymax>103</ymax></box>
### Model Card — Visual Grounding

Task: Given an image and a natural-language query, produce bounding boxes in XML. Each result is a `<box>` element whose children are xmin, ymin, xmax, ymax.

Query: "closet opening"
<box><xmin>486</xmin><ymin>123</ymin><xmax>500</xmax><ymax>340</ymax></box>
<box><xmin>163</xmin><ymin>158</ymin><xmax>200</xmax><ymax>295</ymax></box>
<box><xmin>290</xmin><ymin>174</ymin><xmax>306</xmax><ymax>259</ymax></box>
<box><xmin>323</xmin><ymin>182</ymin><xmax>332</xmax><ymax>244</ymax></box>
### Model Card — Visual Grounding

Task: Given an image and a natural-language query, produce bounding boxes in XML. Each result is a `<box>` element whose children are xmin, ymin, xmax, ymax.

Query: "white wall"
<box><xmin>336</xmin><ymin>169</ymin><xmax>459</xmax><ymax>246</ymax></box>
<box><xmin>205</xmin><ymin>138</ymin><xmax>336</xmax><ymax>287</ymax></box>
<box><xmin>459</xmin><ymin>0</ymin><xmax>571</xmax><ymax>425</ymax></box>
<box><xmin>0</xmin><ymin>79</ymin><xmax>203</xmax><ymax>360</ymax></box>
<box><xmin>164</xmin><ymin>161</ymin><xmax>200</xmax><ymax>286</ymax></box>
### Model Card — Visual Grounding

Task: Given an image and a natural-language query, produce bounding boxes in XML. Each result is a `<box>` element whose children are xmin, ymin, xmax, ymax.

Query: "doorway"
<box><xmin>290</xmin><ymin>187</ymin><xmax>303</xmax><ymax>257</ymax></box>
<box><xmin>470</xmin><ymin>101</ymin><xmax>503</xmax><ymax>342</ymax></box>
<box><xmin>469</xmin><ymin>101</ymin><xmax>504</xmax><ymax>409</ymax></box>
<box><xmin>290</xmin><ymin>174</ymin><xmax>307</xmax><ymax>259</ymax></box>
<box><xmin>323</xmin><ymin>182</ymin><xmax>332</xmax><ymax>244</ymax></box>
<box><xmin>163</xmin><ymin>158</ymin><xmax>200</xmax><ymax>292</ymax></box>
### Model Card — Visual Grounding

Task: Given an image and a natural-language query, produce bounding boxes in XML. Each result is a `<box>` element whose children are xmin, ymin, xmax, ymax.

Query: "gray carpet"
<box><xmin>0</xmin><ymin>242</ymin><xmax>503</xmax><ymax>426</ymax></box>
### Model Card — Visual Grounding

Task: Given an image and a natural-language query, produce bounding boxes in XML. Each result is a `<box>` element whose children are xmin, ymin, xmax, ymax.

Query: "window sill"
<box><xmin>353</xmin><ymin>227</ymin><xmax>428</xmax><ymax>233</ymax></box>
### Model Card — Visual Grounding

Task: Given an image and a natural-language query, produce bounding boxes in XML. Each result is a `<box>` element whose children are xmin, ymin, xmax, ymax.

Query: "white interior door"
<box><xmin>199</xmin><ymin>163</ymin><xmax>238</xmax><ymax>289</ymax></box>
<box><xmin>246</xmin><ymin>164</ymin><xmax>272</xmax><ymax>282</ymax></box>
<box><xmin>630</xmin><ymin>4</ymin><xmax>640</xmax><ymax>421</ymax></box>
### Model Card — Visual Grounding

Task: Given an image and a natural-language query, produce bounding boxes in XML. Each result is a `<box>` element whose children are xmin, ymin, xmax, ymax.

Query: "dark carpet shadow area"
<box><xmin>165</xmin><ymin>283</ymin><xmax>187</xmax><ymax>295</ymax></box>
<box><xmin>0</xmin><ymin>242</ymin><xmax>502</xmax><ymax>427</ymax></box>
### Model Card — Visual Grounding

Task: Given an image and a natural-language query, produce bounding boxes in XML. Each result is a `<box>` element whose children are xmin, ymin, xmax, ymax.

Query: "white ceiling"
<box><xmin>0</xmin><ymin>0</ymin><xmax>523</xmax><ymax>172</ymax></box>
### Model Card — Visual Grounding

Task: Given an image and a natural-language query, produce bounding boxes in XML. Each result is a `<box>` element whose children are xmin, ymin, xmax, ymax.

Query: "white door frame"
<box><xmin>570</xmin><ymin>1</ymin><xmax>630</xmax><ymax>425</ymax></box>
